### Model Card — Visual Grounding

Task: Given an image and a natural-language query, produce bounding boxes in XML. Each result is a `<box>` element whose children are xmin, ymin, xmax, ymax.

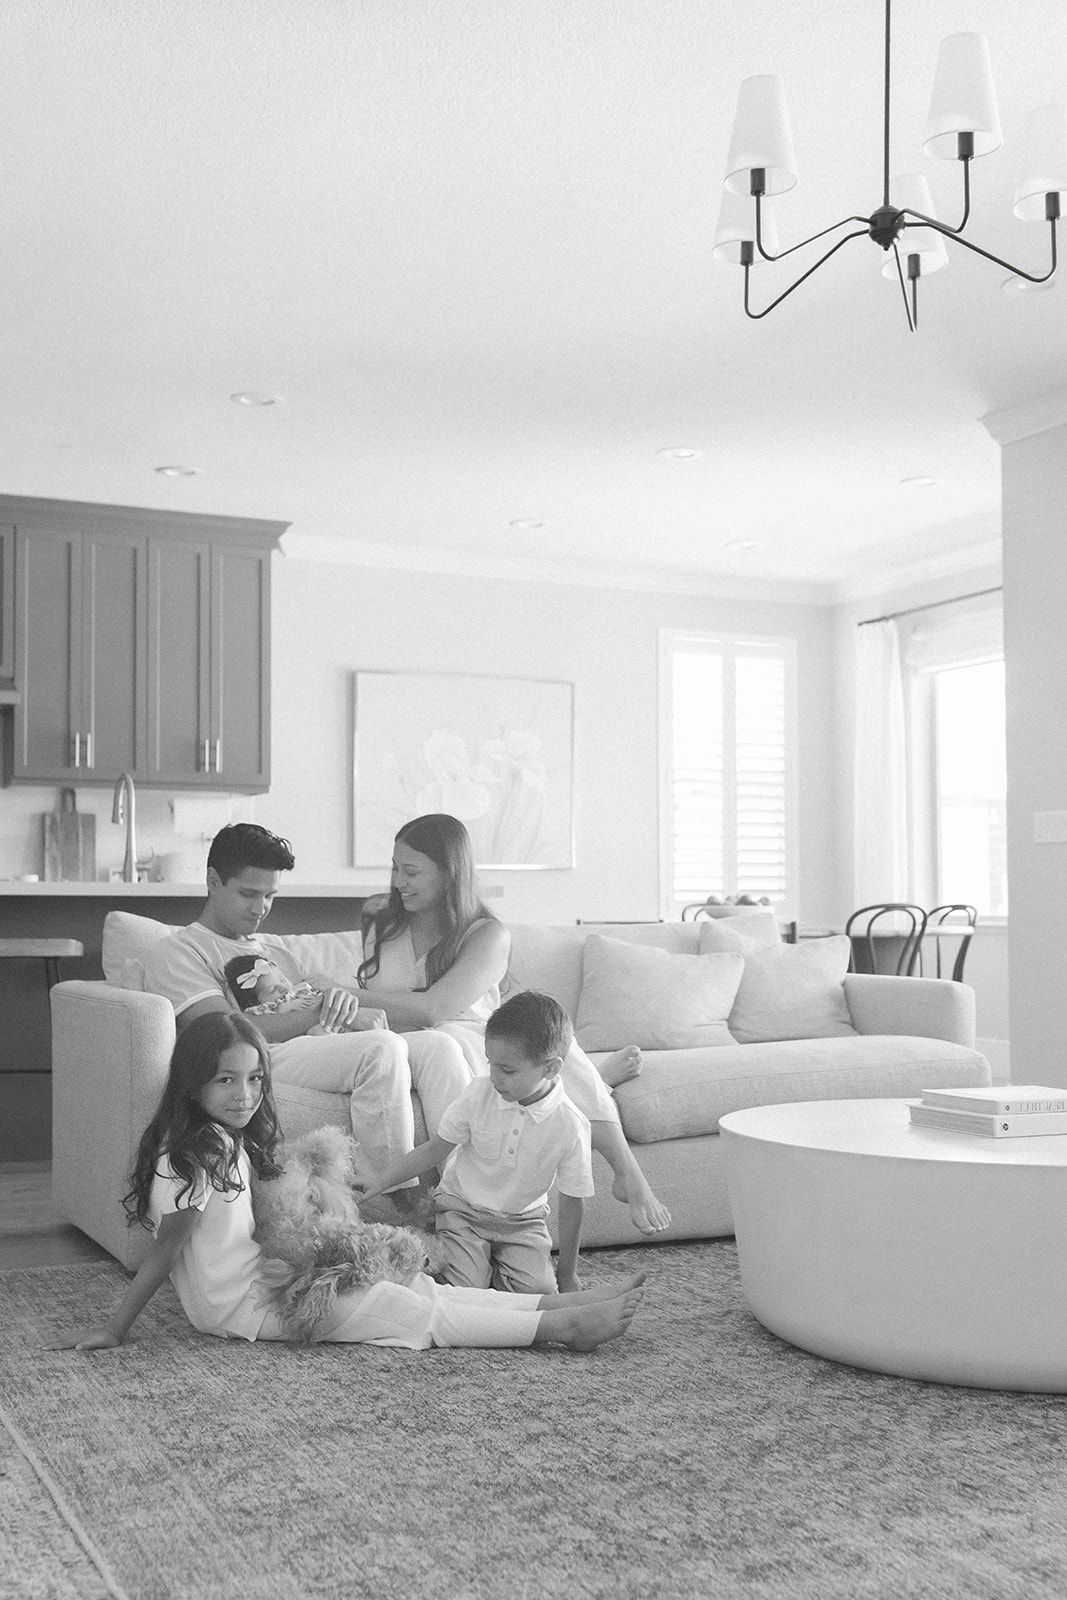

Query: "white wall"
<box><xmin>258</xmin><ymin>557</ymin><xmax>839</xmax><ymax>929</ymax></box>
<box><xmin>987</xmin><ymin>396</ymin><xmax>1067</xmax><ymax>1087</ymax></box>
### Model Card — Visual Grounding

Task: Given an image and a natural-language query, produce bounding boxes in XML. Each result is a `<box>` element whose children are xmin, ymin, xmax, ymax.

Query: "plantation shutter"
<box><xmin>665</xmin><ymin>634</ymin><xmax>792</xmax><ymax>909</ymax></box>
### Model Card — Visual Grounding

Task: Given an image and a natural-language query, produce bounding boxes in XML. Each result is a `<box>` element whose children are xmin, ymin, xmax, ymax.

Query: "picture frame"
<box><xmin>352</xmin><ymin>670</ymin><xmax>575</xmax><ymax>869</ymax></box>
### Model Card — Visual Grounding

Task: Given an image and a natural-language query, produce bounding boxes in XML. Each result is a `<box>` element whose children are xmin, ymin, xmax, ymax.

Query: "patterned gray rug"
<box><xmin>3</xmin><ymin>1241</ymin><xmax>1067</xmax><ymax>1600</ymax></box>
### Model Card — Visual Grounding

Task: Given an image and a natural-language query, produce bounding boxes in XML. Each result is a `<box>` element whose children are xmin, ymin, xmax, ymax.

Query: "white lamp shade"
<box><xmin>723</xmin><ymin>76</ymin><xmax>798</xmax><ymax>196</ymax></box>
<box><xmin>712</xmin><ymin>185</ymin><xmax>779</xmax><ymax>264</ymax></box>
<box><xmin>880</xmin><ymin>175</ymin><xmax>949</xmax><ymax>277</ymax></box>
<box><xmin>924</xmin><ymin>33</ymin><xmax>1002</xmax><ymax>159</ymax></box>
<box><xmin>1013</xmin><ymin>105</ymin><xmax>1067</xmax><ymax>219</ymax></box>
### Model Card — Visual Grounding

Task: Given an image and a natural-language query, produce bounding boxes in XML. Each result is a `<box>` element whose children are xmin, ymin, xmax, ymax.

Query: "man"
<box><xmin>144</xmin><ymin>823</ymin><xmax>471</xmax><ymax>1175</ymax></box>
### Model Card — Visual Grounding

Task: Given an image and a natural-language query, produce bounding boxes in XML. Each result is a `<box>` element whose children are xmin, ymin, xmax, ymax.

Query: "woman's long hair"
<box><xmin>357</xmin><ymin>813</ymin><xmax>498</xmax><ymax>988</ymax></box>
<box><xmin>123</xmin><ymin>1012</ymin><xmax>282</xmax><ymax>1231</ymax></box>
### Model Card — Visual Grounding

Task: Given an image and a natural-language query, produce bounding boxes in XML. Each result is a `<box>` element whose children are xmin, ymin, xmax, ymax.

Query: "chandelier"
<box><xmin>713</xmin><ymin>0</ymin><xmax>1065</xmax><ymax>329</ymax></box>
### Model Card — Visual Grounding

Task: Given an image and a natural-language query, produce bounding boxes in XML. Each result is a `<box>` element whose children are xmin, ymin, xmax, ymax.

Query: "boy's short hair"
<box><xmin>485</xmin><ymin>990</ymin><xmax>573</xmax><ymax>1061</ymax></box>
<box><xmin>207</xmin><ymin>823</ymin><xmax>295</xmax><ymax>883</ymax></box>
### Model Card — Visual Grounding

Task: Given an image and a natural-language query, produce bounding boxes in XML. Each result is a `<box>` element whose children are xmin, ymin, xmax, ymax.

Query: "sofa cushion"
<box><xmin>609</xmin><ymin>1035</ymin><xmax>992</xmax><ymax>1142</ymax></box>
<box><xmin>699</xmin><ymin>923</ymin><xmax>856</xmax><ymax>1043</ymax></box>
<box><xmin>575</xmin><ymin>934</ymin><xmax>744</xmax><ymax>1051</ymax></box>
<box><xmin>103</xmin><ymin>911</ymin><xmax>363</xmax><ymax>993</ymax></box>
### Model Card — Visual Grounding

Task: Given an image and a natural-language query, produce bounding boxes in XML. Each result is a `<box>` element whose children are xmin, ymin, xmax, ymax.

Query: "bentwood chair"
<box><xmin>845</xmin><ymin>903</ymin><xmax>928</xmax><ymax>977</ymax></box>
<box><xmin>920</xmin><ymin>904</ymin><xmax>978</xmax><ymax>983</ymax></box>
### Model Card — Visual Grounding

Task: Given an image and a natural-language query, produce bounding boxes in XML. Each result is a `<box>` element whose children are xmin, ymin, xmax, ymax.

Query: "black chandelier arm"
<box><xmin>754</xmin><ymin>191</ymin><xmax>871</xmax><ymax>261</ymax></box>
<box><xmin>743</xmin><ymin>228</ymin><xmax>870</xmax><ymax>319</ymax></box>
<box><xmin>899</xmin><ymin>209</ymin><xmax>1059</xmax><ymax>283</ymax></box>
<box><xmin>891</xmin><ymin>242</ymin><xmax>917</xmax><ymax>332</ymax></box>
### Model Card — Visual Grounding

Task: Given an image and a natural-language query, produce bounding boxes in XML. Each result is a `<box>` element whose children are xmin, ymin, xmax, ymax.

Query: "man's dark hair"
<box><xmin>207</xmin><ymin>823</ymin><xmax>295</xmax><ymax>883</ymax></box>
<box><xmin>485</xmin><ymin>990</ymin><xmax>573</xmax><ymax>1062</ymax></box>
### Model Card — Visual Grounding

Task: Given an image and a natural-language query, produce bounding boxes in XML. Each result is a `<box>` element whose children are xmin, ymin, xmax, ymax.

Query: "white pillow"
<box><xmin>102</xmin><ymin>912</ymin><xmax>364</xmax><ymax>991</ymax></box>
<box><xmin>699</xmin><ymin>922</ymin><xmax>856</xmax><ymax>1043</ymax></box>
<box><xmin>575</xmin><ymin>934</ymin><xmax>744</xmax><ymax>1052</ymax></box>
<box><xmin>103</xmin><ymin>912</ymin><xmax>180</xmax><ymax>989</ymax></box>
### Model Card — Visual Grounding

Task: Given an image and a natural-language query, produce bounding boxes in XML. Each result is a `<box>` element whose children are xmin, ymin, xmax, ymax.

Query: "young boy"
<box><xmin>360</xmin><ymin>990</ymin><xmax>593</xmax><ymax>1295</ymax></box>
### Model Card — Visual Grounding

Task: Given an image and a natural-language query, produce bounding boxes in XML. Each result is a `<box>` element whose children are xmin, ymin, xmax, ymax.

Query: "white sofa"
<box><xmin>51</xmin><ymin>912</ymin><xmax>991</xmax><ymax>1269</ymax></box>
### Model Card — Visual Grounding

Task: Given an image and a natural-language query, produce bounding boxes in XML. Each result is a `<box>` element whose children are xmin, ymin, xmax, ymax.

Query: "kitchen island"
<box><xmin>0</xmin><ymin>881</ymin><xmax>383</xmax><ymax>1161</ymax></box>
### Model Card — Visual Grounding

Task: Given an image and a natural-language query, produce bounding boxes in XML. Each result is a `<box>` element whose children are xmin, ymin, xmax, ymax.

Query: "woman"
<box><xmin>356</xmin><ymin>813</ymin><xmax>671</xmax><ymax>1235</ymax></box>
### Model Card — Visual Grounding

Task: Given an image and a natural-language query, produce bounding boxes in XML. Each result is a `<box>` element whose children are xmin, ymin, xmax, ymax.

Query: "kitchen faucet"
<box><xmin>111</xmin><ymin>772</ymin><xmax>138</xmax><ymax>883</ymax></box>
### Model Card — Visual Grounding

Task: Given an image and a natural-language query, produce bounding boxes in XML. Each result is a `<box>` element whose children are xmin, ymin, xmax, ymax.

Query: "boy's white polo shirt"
<box><xmin>436</xmin><ymin>1077</ymin><xmax>593</xmax><ymax>1216</ymax></box>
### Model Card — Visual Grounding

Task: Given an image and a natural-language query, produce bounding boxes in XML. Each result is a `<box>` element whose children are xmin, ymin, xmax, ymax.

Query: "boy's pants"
<box><xmin>433</xmin><ymin>1193</ymin><xmax>557</xmax><ymax>1294</ymax></box>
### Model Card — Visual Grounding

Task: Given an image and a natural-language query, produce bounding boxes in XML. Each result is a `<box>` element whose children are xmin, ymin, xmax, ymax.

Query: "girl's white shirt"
<box><xmin>148</xmin><ymin>1137</ymin><xmax>267</xmax><ymax>1340</ymax></box>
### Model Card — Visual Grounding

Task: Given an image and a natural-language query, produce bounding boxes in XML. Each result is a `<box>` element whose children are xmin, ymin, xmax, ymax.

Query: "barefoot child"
<box><xmin>45</xmin><ymin>1013</ymin><xmax>643</xmax><ymax>1354</ymax></box>
<box><xmin>360</xmin><ymin>990</ymin><xmax>592</xmax><ymax>1295</ymax></box>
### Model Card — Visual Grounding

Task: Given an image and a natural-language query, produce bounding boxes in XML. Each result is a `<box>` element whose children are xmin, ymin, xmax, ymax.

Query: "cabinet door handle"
<box><xmin>213</xmin><ymin>738</ymin><xmax>221</xmax><ymax>773</ymax></box>
<box><xmin>73</xmin><ymin>732</ymin><xmax>81</xmax><ymax>768</ymax></box>
<box><xmin>84</xmin><ymin>732</ymin><xmax>93</xmax><ymax>770</ymax></box>
<box><xmin>202</xmin><ymin>738</ymin><xmax>211</xmax><ymax>773</ymax></box>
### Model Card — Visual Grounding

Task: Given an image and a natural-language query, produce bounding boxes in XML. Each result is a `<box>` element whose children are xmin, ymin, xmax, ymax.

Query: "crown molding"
<box><xmin>279</xmin><ymin>530</ymin><xmax>834</xmax><ymax>606</ymax></box>
<box><xmin>828</xmin><ymin>538</ymin><xmax>1003</xmax><ymax>605</ymax></box>
<box><xmin>982</xmin><ymin>387</ymin><xmax>1067</xmax><ymax>446</ymax></box>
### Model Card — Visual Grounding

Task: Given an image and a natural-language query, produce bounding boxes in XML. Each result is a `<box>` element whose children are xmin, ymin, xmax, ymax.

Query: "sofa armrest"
<box><xmin>51</xmin><ymin>980</ymin><xmax>177</xmax><ymax>1269</ymax></box>
<box><xmin>843</xmin><ymin>973</ymin><xmax>976</xmax><ymax>1049</ymax></box>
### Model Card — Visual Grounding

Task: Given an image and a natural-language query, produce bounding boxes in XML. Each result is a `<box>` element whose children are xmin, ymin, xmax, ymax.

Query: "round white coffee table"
<box><xmin>719</xmin><ymin>1098</ymin><xmax>1067</xmax><ymax>1391</ymax></box>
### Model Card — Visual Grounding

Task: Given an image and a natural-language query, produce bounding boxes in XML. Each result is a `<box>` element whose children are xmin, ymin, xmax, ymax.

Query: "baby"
<box><xmin>223</xmin><ymin>953</ymin><xmax>348</xmax><ymax>1035</ymax></box>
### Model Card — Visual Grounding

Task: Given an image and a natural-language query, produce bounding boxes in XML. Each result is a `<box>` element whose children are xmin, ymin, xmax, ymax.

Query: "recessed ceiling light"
<box><xmin>154</xmin><ymin>464</ymin><xmax>203</xmax><ymax>477</ymax></box>
<box><xmin>231</xmin><ymin>391</ymin><xmax>281</xmax><ymax>406</ymax></box>
<box><xmin>657</xmin><ymin>446</ymin><xmax>705</xmax><ymax>461</ymax></box>
<box><xmin>899</xmin><ymin>475</ymin><xmax>939</xmax><ymax>488</ymax></box>
<box><xmin>509</xmin><ymin>518</ymin><xmax>545</xmax><ymax>530</ymax></box>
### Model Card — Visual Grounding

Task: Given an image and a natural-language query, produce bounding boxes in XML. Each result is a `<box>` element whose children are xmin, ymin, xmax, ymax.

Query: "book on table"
<box><xmin>908</xmin><ymin>1102</ymin><xmax>1067</xmax><ymax>1138</ymax></box>
<box><xmin>918</xmin><ymin>1085</ymin><xmax>1067</xmax><ymax>1116</ymax></box>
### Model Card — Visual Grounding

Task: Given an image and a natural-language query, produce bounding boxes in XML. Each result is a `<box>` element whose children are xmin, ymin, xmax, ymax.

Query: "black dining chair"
<box><xmin>919</xmin><ymin>904</ymin><xmax>978</xmax><ymax>982</ymax></box>
<box><xmin>844</xmin><ymin>903</ymin><xmax>928</xmax><ymax>977</ymax></box>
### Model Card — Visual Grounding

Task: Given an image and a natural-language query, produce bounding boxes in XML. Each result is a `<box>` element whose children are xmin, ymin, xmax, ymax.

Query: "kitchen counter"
<box><xmin>0</xmin><ymin>881</ymin><xmax>386</xmax><ymax>897</ymax></box>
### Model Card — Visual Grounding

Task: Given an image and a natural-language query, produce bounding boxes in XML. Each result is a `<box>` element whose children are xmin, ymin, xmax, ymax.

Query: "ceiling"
<box><xmin>1</xmin><ymin>0</ymin><xmax>1064</xmax><ymax>600</ymax></box>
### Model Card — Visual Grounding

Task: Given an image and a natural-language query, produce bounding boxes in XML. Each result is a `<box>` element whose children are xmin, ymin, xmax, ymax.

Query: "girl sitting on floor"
<box><xmin>45</xmin><ymin>1013</ymin><xmax>643</xmax><ymax>1354</ymax></box>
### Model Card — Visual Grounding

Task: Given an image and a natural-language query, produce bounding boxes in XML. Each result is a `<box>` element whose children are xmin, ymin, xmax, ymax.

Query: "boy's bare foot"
<box><xmin>535</xmin><ymin>1288</ymin><xmax>643</xmax><ymax>1351</ymax></box>
<box><xmin>555</xmin><ymin>1268</ymin><xmax>584</xmax><ymax>1294</ymax></box>
<box><xmin>612</xmin><ymin>1171</ymin><xmax>671</xmax><ymax>1233</ymax></box>
<box><xmin>541</xmin><ymin>1272</ymin><xmax>645</xmax><ymax>1309</ymax></box>
<box><xmin>598</xmin><ymin>1045</ymin><xmax>642</xmax><ymax>1089</ymax></box>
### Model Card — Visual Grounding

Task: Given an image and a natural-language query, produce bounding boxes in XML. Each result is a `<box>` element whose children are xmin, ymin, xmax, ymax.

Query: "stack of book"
<box><xmin>909</xmin><ymin>1085</ymin><xmax>1067</xmax><ymax>1138</ymax></box>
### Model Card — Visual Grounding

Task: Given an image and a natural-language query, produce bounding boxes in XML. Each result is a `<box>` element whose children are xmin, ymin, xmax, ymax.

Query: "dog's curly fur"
<box><xmin>250</xmin><ymin>1126</ymin><xmax>442</xmax><ymax>1343</ymax></box>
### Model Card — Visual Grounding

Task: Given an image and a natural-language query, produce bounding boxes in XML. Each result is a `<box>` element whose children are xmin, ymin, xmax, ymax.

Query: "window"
<box><xmin>903</xmin><ymin>599</ymin><xmax>1006</xmax><ymax>917</ymax></box>
<box><xmin>934</xmin><ymin>660</ymin><xmax>1007</xmax><ymax>916</ymax></box>
<box><xmin>659</xmin><ymin>631</ymin><xmax>796</xmax><ymax>917</ymax></box>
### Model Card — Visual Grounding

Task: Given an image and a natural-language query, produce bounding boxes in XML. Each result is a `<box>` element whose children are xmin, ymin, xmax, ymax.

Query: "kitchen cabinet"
<box><xmin>2</xmin><ymin>498</ymin><xmax>286</xmax><ymax>791</ymax></box>
<box><xmin>148</xmin><ymin>539</ymin><xmax>271</xmax><ymax>788</ymax></box>
<box><xmin>0</xmin><ymin>524</ymin><xmax>14</xmax><ymax>682</ymax></box>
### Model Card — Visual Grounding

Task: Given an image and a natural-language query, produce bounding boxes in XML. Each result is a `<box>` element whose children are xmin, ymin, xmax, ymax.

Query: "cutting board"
<box><xmin>42</xmin><ymin>789</ymin><xmax>97</xmax><ymax>882</ymax></box>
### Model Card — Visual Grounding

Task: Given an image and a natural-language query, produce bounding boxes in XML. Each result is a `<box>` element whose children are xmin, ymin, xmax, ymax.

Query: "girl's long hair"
<box><xmin>357</xmin><ymin>813</ymin><xmax>498</xmax><ymax>988</ymax></box>
<box><xmin>124</xmin><ymin>1012</ymin><xmax>282</xmax><ymax>1231</ymax></box>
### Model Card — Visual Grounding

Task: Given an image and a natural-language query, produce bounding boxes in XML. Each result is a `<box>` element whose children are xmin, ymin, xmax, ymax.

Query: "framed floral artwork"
<box><xmin>352</xmin><ymin>670</ymin><xmax>575</xmax><ymax>869</ymax></box>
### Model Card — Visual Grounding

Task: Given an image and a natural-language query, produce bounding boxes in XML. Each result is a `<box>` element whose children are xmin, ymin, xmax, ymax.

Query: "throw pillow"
<box><xmin>575</xmin><ymin>933</ymin><xmax>744</xmax><ymax>1052</ymax></box>
<box><xmin>698</xmin><ymin>921</ymin><xmax>856</xmax><ymax>1043</ymax></box>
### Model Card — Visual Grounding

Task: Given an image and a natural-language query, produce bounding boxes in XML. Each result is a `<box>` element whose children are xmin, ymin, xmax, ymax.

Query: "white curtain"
<box><xmin>854</xmin><ymin>619</ymin><xmax>909</xmax><ymax>906</ymax></box>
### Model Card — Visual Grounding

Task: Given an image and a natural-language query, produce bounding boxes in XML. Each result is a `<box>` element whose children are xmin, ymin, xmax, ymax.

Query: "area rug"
<box><xmin>3</xmin><ymin>1240</ymin><xmax>1067</xmax><ymax>1600</ymax></box>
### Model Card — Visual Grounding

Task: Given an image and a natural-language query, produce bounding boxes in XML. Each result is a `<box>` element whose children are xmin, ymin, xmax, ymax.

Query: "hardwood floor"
<box><xmin>0</xmin><ymin>1162</ymin><xmax>115</xmax><ymax>1270</ymax></box>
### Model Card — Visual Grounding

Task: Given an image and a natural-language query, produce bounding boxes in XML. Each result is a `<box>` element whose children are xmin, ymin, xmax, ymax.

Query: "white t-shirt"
<box><xmin>145</xmin><ymin>923</ymin><xmax>309</xmax><ymax>1018</ymax></box>
<box><xmin>436</xmin><ymin>1078</ymin><xmax>593</xmax><ymax>1216</ymax></box>
<box><xmin>148</xmin><ymin>1138</ymin><xmax>268</xmax><ymax>1340</ymax></box>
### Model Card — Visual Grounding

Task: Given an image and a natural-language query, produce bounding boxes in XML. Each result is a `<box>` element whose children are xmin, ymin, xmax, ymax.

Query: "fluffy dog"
<box><xmin>251</xmin><ymin>1126</ymin><xmax>441</xmax><ymax>1343</ymax></box>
